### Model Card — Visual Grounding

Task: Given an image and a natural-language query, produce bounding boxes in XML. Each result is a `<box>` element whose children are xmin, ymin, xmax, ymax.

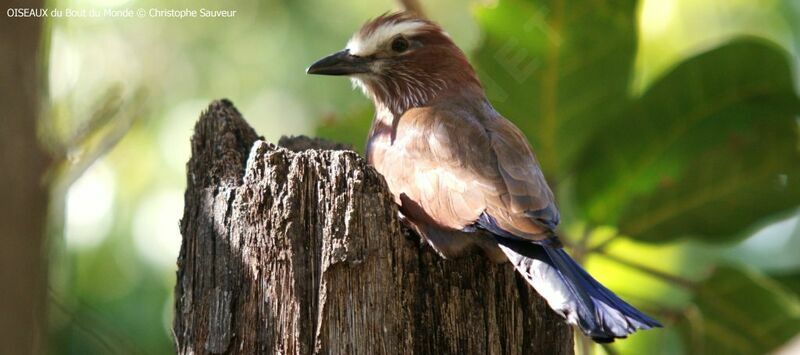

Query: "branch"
<box><xmin>593</xmin><ymin>248</ymin><xmax>697</xmax><ymax>290</ymax></box>
<box><xmin>48</xmin><ymin>89</ymin><xmax>146</xmax><ymax>194</ymax></box>
<box><xmin>397</xmin><ymin>0</ymin><xmax>426</xmax><ymax>18</ymax></box>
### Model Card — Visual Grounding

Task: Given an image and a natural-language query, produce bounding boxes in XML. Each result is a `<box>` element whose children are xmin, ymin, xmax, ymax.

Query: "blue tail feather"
<box><xmin>494</xmin><ymin>236</ymin><xmax>662</xmax><ymax>342</ymax></box>
<box><xmin>544</xmin><ymin>247</ymin><xmax>662</xmax><ymax>339</ymax></box>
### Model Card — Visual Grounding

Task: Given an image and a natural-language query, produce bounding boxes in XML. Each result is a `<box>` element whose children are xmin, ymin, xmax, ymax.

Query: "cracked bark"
<box><xmin>173</xmin><ymin>100</ymin><xmax>573</xmax><ymax>354</ymax></box>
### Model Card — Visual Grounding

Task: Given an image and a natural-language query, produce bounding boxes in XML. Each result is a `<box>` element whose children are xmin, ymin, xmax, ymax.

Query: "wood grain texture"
<box><xmin>173</xmin><ymin>99</ymin><xmax>573</xmax><ymax>354</ymax></box>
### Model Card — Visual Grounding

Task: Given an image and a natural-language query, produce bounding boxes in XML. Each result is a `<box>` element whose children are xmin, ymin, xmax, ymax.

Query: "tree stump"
<box><xmin>173</xmin><ymin>100</ymin><xmax>573</xmax><ymax>354</ymax></box>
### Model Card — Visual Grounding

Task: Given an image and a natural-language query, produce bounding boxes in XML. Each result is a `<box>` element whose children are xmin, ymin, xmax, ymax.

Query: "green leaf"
<box><xmin>724</xmin><ymin>214</ymin><xmax>800</xmax><ymax>272</ymax></box>
<box><xmin>771</xmin><ymin>272</ymin><xmax>800</xmax><ymax>296</ymax></box>
<box><xmin>472</xmin><ymin>0</ymin><xmax>637</xmax><ymax>178</ymax></box>
<box><xmin>575</xmin><ymin>41</ymin><xmax>800</xmax><ymax>242</ymax></box>
<box><xmin>687</xmin><ymin>266</ymin><xmax>800</xmax><ymax>355</ymax></box>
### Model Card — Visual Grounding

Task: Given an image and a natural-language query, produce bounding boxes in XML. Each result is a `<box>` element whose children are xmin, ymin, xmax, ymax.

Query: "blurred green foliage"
<box><xmin>46</xmin><ymin>0</ymin><xmax>800</xmax><ymax>354</ymax></box>
<box><xmin>578</xmin><ymin>41</ymin><xmax>800</xmax><ymax>243</ymax></box>
<box><xmin>690</xmin><ymin>267</ymin><xmax>800</xmax><ymax>354</ymax></box>
<box><xmin>478</xmin><ymin>0</ymin><xmax>800</xmax><ymax>353</ymax></box>
<box><xmin>474</xmin><ymin>0</ymin><xmax>639</xmax><ymax>177</ymax></box>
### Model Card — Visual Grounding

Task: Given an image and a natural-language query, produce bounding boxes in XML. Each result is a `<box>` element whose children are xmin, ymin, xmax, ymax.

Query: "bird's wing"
<box><xmin>483</xmin><ymin>114</ymin><xmax>560</xmax><ymax>236</ymax></box>
<box><xmin>374</xmin><ymin>106</ymin><xmax>558</xmax><ymax>242</ymax></box>
<box><xmin>373</xmin><ymin>107</ymin><xmax>493</xmax><ymax>230</ymax></box>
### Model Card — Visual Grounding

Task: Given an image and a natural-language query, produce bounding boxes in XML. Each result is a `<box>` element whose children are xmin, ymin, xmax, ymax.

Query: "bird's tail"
<box><xmin>495</xmin><ymin>237</ymin><xmax>662</xmax><ymax>342</ymax></box>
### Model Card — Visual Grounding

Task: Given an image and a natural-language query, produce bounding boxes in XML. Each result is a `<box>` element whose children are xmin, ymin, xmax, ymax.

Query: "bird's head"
<box><xmin>307</xmin><ymin>12</ymin><xmax>482</xmax><ymax>115</ymax></box>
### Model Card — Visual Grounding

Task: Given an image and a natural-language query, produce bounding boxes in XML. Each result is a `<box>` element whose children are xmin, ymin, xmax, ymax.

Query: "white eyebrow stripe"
<box><xmin>346</xmin><ymin>20</ymin><xmax>427</xmax><ymax>56</ymax></box>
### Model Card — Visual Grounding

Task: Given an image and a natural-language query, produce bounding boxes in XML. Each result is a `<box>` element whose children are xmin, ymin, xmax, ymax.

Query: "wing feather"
<box><xmin>368</xmin><ymin>105</ymin><xmax>559</xmax><ymax>241</ymax></box>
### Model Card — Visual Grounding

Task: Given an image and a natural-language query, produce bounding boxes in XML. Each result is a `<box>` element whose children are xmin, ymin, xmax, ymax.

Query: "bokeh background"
<box><xmin>25</xmin><ymin>0</ymin><xmax>800</xmax><ymax>353</ymax></box>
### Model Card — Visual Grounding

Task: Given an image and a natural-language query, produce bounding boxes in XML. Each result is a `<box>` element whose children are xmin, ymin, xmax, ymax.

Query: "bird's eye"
<box><xmin>391</xmin><ymin>37</ymin><xmax>409</xmax><ymax>53</ymax></box>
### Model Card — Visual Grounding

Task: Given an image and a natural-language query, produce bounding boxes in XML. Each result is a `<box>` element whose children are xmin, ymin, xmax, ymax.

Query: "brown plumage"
<box><xmin>354</xmin><ymin>13</ymin><xmax>557</xmax><ymax>245</ymax></box>
<box><xmin>307</xmin><ymin>11</ymin><xmax>661</xmax><ymax>342</ymax></box>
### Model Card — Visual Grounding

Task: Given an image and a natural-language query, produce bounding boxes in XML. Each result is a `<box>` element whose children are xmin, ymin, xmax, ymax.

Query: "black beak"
<box><xmin>306</xmin><ymin>50</ymin><xmax>370</xmax><ymax>76</ymax></box>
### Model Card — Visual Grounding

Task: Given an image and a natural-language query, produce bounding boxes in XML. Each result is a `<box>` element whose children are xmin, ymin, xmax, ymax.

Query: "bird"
<box><xmin>306</xmin><ymin>12</ymin><xmax>662</xmax><ymax>342</ymax></box>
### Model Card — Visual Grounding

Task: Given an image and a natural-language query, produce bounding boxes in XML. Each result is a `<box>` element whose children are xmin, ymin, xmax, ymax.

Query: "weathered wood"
<box><xmin>174</xmin><ymin>99</ymin><xmax>573</xmax><ymax>354</ymax></box>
